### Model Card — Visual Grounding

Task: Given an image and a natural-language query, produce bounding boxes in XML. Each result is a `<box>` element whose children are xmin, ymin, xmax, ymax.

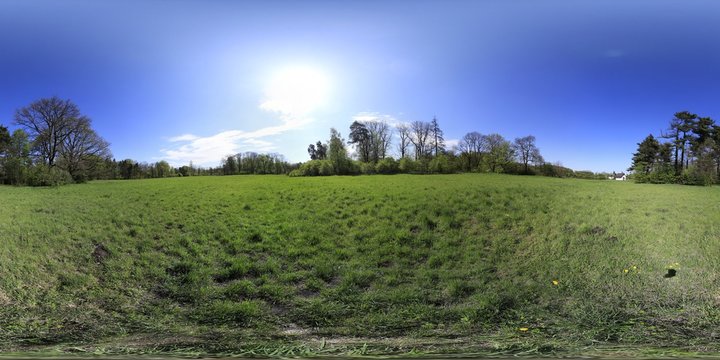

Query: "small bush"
<box><xmin>398</xmin><ymin>157</ymin><xmax>416</xmax><ymax>173</ymax></box>
<box><xmin>26</xmin><ymin>165</ymin><xmax>73</xmax><ymax>186</ymax></box>
<box><xmin>359</xmin><ymin>162</ymin><xmax>376</xmax><ymax>175</ymax></box>
<box><xmin>375</xmin><ymin>157</ymin><xmax>398</xmax><ymax>174</ymax></box>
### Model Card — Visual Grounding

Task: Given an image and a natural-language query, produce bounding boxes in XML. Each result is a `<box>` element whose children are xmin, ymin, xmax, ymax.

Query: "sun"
<box><xmin>260</xmin><ymin>66</ymin><xmax>331</xmax><ymax>116</ymax></box>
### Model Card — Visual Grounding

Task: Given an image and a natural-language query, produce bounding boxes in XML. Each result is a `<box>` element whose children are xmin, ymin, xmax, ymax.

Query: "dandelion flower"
<box><xmin>519</xmin><ymin>327</ymin><xmax>529</xmax><ymax>332</ymax></box>
<box><xmin>552</xmin><ymin>280</ymin><xmax>559</xmax><ymax>286</ymax></box>
<box><xmin>632</xmin><ymin>266</ymin><xmax>637</xmax><ymax>270</ymax></box>
<box><xmin>624</xmin><ymin>269</ymin><xmax>629</xmax><ymax>273</ymax></box>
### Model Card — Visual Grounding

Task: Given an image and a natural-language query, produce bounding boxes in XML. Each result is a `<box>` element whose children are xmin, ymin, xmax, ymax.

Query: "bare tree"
<box><xmin>409</xmin><ymin>120</ymin><xmax>431</xmax><ymax>160</ymax></box>
<box><xmin>396</xmin><ymin>123</ymin><xmax>411</xmax><ymax>158</ymax></box>
<box><xmin>15</xmin><ymin>97</ymin><xmax>83</xmax><ymax>167</ymax></box>
<box><xmin>458</xmin><ymin>131</ymin><xmax>485</xmax><ymax>170</ymax></box>
<box><xmin>366</xmin><ymin>120</ymin><xmax>392</xmax><ymax>162</ymax></box>
<box><xmin>512</xmin><ymin>135</ymin><xmax>543</xmax><ymax>174</ymax></box>
<box><xmin>59</xmin><ymin>116</ymin><xmax>111</xmax><ymax>180</ymax></box>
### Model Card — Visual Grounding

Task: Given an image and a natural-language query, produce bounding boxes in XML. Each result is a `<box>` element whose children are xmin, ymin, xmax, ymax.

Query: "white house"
<box><xmin>608</xmin><ymin>172</ymin><xmax>627</xmax><ymax>181</ymax></box>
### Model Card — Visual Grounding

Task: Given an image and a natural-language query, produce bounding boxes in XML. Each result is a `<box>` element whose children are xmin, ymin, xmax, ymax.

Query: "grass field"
<box><xmin>1</xmin><ymin>174</ymin><xmax>720</xmax><ymax>356</ymax></box>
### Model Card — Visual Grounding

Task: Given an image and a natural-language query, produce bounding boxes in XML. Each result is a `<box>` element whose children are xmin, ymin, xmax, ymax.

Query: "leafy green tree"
<box><xmin>429</xmin><ymin>154</ymin><xmax>453</xmax><ymax>173</ymax></box>
<box><xmin>688</xmin><ymin>138</ymin><xmax>716</xmax><ymax>186</ymax></box>
<box><xmin>630</xmin><ymin>134</ymin><xmax>661</xmax><ymax>175</ymax></box>
<box><xmin>674</xmin><ymin>111</ymin><xmax>697</xmax><ymax>171</ymax></box>
<box><xmin>484</xmin><ymin>133</ymin><xmax>514</xmax><ymax>173</ymax></box>
<box><xmin>223</xmin><ymin>155</ymin><xmax>239</xmax><ymax>175</ymax></box>
<box><xmin>315</xmin><ymin>141</ymin><xmax>327</xmax><ymax>160</ymax></box>
<box><xmin>712</xmin><ymin>125</ymin><xmax>720</xmax><ymax>175</ymax></box>
<box><xmin>349</xmin><ymin>121</ymin><xmax>371</xmax><ymax>162</ymax></box>
<box><xmin>692</xmin><ymin>116</ymin><xmax>715</xmax><ymax>152</ymax></box>
<box><xmin>2</xmin><ymin>129</ymin><xmax>32</xmax><ymax>185</ymax></box>
<box><xmin>328</xmin><ymin>128</ymin><xmax>349</xmax><ymax>174</ymax></box>
<box><xmin>0</xmin><ymin>125</ymin><xmax>10</xmax><ymax>153</ymax></box>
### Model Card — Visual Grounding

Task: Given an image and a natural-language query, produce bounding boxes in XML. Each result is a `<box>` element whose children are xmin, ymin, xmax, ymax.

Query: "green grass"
<box><xmin>1</xmin><ymin>174</ymin><xmax>720</xmax><ymax>355</ymax></box>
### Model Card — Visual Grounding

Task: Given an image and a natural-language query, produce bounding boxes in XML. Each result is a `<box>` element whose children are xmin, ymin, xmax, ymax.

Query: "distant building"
<box><xmin>609</xmin><ymin>172</ymin><xmax>627</xmax><ymax>181</ymax></box>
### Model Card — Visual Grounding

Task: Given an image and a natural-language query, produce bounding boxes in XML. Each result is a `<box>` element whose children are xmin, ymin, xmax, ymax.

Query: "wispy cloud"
<box><xmin>352</xmin><ymin>112</ymin><xmax>404</xmax><ymax>126</ymax></box>
<box><xmin>159</xmin><ymin>118</ymin><xmax>312</xmax><ymax>167</ymax></box>
<box><xmin>445</xmin><ymin>138</ymin><xmax>460</xmax><ymax>150</ymax></box>
<box><xmin>168</xmin><ymin>134</ymin><xmax>199</xmax><ymax>142</ymax></box>
<box><xmin>160</xmin><ymin>73</ymin><xmax>321</xmax><ymax>167</ymax></box>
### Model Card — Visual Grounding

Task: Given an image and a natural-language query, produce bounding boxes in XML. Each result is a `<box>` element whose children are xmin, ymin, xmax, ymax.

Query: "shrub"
<box><xmin>26</xmin><ymin>165</ymin><xmax>73</xmax><ymax>186</ymax></box>
<box><xmin>318</xmin><ymin>160</ymin><xmax>334</xmax><ymax>176</ymax></box>
<box><xmin>289</xmin><ymin>160</ymin><xmax>331</xmax><ymax>176</ymax></box>
<box><xmin>375</xmin><ymin>157</ymin><xmax>398</xmax><ymax>174</ymax></box>
<box><xmin>359</xmin><ymin>162</ymin><xmax>376</xmax><ymax>175</ymax></box>
<box><xmin>429</xmin><ymin>155</ymin><xmax>455</xmax><ymax>174</ymax></box>
<box><xmin>398</xmin><ymin>157</ymin><xmax>416</xmax><ymax>173</ymax></box>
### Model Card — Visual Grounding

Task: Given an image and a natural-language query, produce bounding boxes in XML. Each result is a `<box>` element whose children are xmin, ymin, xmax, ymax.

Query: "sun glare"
<box><xmin>261</xmin><ymin>66</ymin><xmax>331</xmax><ymax>116</ymax></box>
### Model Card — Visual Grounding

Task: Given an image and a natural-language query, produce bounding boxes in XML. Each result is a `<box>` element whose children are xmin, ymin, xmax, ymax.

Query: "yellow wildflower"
<box><xmin>623</xmin><ymin>269</ymin><xmax>629</xmax><ymax>273</ymax></box>
<box><xmin>552</xmin><ymin>280</ymin><xmax>559</xmax><ymax>286</ymax></box>
<box><xmin>519</xmin><ymin>327</ymin><xmax>529</xmax><ymax>332</ymax></box>
<box><xmin>632</xmin><ymin>266</ymin><xmax>637</xmax><ymax>270</ymax></box>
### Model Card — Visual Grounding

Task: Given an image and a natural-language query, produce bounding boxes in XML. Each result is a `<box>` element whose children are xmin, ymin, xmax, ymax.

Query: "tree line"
<box><xmin>290</xmin><ymin>117</ymin><xmax>607</xmax><ymax>179</ymax></box>
<box><xmin>1</xmin><ymin>97</ymin><xmax>616</xmax><ymax>186</ymax></box>
<box><xmin>0</xmin><ymin>97</ymin><xmax>295</xmax><ymax>186</ymax></box>
<box><xmin>630</xmin><ymin>111</ymin><xmax>720</xmax><ymax>185</ymax></box>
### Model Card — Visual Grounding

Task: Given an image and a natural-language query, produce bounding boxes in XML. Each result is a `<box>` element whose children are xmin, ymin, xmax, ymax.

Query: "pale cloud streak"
<box><xmin>160</xmin><ymin>118</ymin><xmax>312</xmax><ymax>167</ymax></box>
<box><xmin>160</xmin><ymin>70</ymin><xmax>323</xmax><ymax>167</ymax></box>
<box><xmin>445</xmin><ymin>138</ymin><xmax>460</xmax><ymax>151</ymax></box>
<box><xmin>168</xmin><ymin>134</ymin><xmax>199</xmax><ymax>142</ymax></box>
<box><xmin>352</xmin><ymin>112</ymin><xmax>404</xmax><ymax>126</ymax></box>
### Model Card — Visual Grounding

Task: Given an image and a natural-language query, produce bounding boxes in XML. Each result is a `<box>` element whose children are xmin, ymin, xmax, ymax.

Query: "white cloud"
<box><xmin>160</xmin><ymin>82</ymin><xmax>322</xmax><ymax>167</ymax></box>
<box><xmin>445</xmin><ymin>138</ymin><xmax>460</xmax><ymax>151</ymax></box>
<box><xmin>158</xmin><ymin>66</ymin><xmax>336</xmax><ymax>167</ymax></box>
<box><xmin>168</xmin><ymin>134</ymin><xmax>199</xmax><ymax>142</ymax></box>
<box><xmin>352</xmin><ymin>112</ymin><xmax>404</xmax><ymax>126</ymax></box>
<box><xmin>159</xmin><ymin>117</ymin><xmax>315</xmax><ymax>167</ymax></box>
<box><xmin>161</xmin><ymin>129</ymin><xmax>282</xmax><ymax>166</ymax></box>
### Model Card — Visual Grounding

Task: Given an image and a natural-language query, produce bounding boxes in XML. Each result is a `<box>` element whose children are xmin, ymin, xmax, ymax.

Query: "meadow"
<box><xmin>1</xmin><ymin>174</ymin><xmax>720</xmax><ymax>356</ymax></box>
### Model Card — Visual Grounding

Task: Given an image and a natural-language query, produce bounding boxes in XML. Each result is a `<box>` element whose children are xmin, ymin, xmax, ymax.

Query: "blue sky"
<box><xmin>2</xmin><ymin>0</ymin><xmax>720</xmax><ymax>172</ymax></box>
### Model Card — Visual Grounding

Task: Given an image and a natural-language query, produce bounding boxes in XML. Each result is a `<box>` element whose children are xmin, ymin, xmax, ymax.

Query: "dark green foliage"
<box><xmin>634</xmin><ymin>111</ymin><xmax>720</xmax><ymax>185</ymax></box>
<box><xmin>349</xmin><ymin>121</ymin><xmax>371</xmax><ymax>162</ymax></box>
<box><xmin>0</xmin><ymin>125</ymin><xmax>10</xmax><ymax>153</ymax></box>
<box><xmin>630</xmin><ymin>134</ymin><xmax>661</xmax><ymax>175</ymax></box>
